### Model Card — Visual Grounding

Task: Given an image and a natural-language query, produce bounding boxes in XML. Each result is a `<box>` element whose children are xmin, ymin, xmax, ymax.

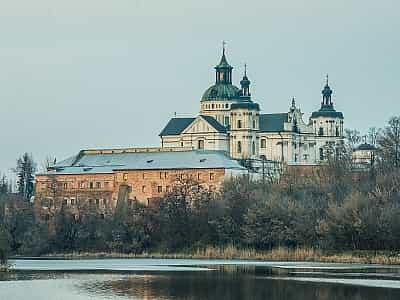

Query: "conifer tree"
<box><xmin>14</xmin><ymin>153</ymin><xmax>36</xmax><ymax>200</ymax></box>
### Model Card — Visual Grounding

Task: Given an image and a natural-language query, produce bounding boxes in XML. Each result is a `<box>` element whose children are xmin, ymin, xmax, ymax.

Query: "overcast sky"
<box><xmin>0</xmin><ymin>0</ymin><xmax>399</xmax><ymax>178</ymax></box>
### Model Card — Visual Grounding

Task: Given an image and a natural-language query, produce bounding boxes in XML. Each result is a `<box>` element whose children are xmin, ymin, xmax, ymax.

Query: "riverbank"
<box><xmin>38</xmin><ymin>246</ymin><xmax>400</xmax><ymax>265</ymax></box>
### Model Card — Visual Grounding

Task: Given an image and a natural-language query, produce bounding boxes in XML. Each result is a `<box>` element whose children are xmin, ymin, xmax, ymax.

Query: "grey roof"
<box><xmin>44</xmin><ymin>150</ymin><xmax>245</xmax><ymax>175</ymax></box>
<box><xmin>231</xmin><ymin>102</ymin><xmax>260</xmax><ymax>111</ymax></box>
<box><xmin>259</xmin><ymin>113</ymin><xmax>288</xmax><ymax>132</ymax></box>
<box><xmin>160</xmin><ymin>116</ymin><xmax>227</xmax><ymax>136</ymax></box>
<box><xmin>311</xmin><ymin>106</ymin><xmax>344</xmax><ymax>119</ymax></box>
<box><xmin>159</xmin><ymin>117</ymin><xmax>195</xmax><ymax>136</ymax></box>
<box><xmin>356</xmin><ymin>143</ymin><xmax>377</xmax><ymax>151</ymax></box>
<box><xmin>200</xmin><ymin>115</ymin><xmax>227</xmax><ymax>133</ymax></box>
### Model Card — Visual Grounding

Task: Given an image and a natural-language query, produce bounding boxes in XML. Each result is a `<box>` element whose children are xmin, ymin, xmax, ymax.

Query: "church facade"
<box><xmin>160</xmin><ymin>49</ymin><xmax>345</xmax><ymax>165</ymax></box>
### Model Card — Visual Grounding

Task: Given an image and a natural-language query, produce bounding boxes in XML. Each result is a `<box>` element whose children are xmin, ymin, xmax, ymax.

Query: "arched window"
<box><xmin>237</xmin><ymin>141</ymin><xmax>242</xmax><ymax>153</ymax></box>
<box><xmin>198</xmin><ymin>140</ymin><xmax>204</xmax><ymax>149</ymax></box>
<box><xmin>253</xmin><ymin>120</ymin><xmax>256</xmax><ymax>128</ymax></box>
<box><xmin>261</xmin><ymin>139</ymin><xmax>266</xmax><ymax>148</ymax></box>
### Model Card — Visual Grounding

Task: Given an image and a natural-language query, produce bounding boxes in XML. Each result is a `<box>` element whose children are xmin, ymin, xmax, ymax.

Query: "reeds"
<box><xmin>42</xmin><ymin>246</ymin><xmax>400</xmax><ymax>265</ymax></box>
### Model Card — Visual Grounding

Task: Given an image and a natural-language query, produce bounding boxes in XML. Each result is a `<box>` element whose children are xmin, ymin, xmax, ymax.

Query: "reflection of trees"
<box><xmin>79</xmin><ymin>270</ymin><xmax>400</xmax><ymax>300</ymax></box>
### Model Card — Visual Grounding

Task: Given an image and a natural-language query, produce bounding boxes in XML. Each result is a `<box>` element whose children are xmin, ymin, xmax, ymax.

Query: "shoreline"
<box><xmin>14</xmin><ymin>247</ymin><xmax>400</xmax><ymax>265</ymax></box>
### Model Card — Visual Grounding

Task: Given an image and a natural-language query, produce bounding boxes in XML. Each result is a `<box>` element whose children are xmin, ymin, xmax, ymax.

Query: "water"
<box><xmin>1</xmin><ymin>259</ymin><xmax>400</xmax><ymax>299</ymax></box>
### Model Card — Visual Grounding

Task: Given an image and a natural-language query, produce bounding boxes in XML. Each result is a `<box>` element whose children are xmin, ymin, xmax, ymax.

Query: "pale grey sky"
<box><xmin>0</xmin><ymin>0</ymin><xmax>399</xmax><ymax>178</ymax></box>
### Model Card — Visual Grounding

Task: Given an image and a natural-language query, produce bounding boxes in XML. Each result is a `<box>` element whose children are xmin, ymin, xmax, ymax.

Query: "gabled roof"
<box><xmin>259</xmin><ymin>113</ymin><xmax>288</xmax><ymax>132</ymax></box>
<box><xmin>42</xmin><ymin>150</ymin><xmax>246</xmax><ymax>175</ymax></box>
<box><xmin>200</xmin><ymin>115</ymin><xmax>227</xmax><ymax>133</ymax></box>
<box><xmin>159</xmin><ymin>117</ymin><xmax>195</xmax><ymax>136</ymax></box>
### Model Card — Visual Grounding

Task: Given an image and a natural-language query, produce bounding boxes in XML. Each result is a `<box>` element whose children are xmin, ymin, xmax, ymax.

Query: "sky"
<box><xmin>0</xmin><ymin>0</ymin><xmax>399</xmax><ymax>179</ymax></box>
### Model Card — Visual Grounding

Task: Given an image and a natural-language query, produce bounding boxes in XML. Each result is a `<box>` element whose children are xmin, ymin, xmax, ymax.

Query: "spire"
<box><xmin>215</xmin><ymin>41</ymin><xmax>233</xmax><ymax>84</ymax></box>
<box><xmin>321</xmin><ymin>74</ymin><xmax>333</xmax><ymax>108</ymax></box>
<box><xmin>240</xmin><ymin>64</ymin><xmax>251</xmax><ymax>98</ymax></box>
<box><xmin>290</xmin><ymin>97</ymin><xmax>296</xmax><ymax>111</ymax></box>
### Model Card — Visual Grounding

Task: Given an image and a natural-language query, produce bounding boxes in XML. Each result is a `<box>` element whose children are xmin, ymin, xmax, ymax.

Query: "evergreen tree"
<box><xmin>14</xmin><ymin>153</ymin><xmax>36</xmax><ymax>200</ymax></box>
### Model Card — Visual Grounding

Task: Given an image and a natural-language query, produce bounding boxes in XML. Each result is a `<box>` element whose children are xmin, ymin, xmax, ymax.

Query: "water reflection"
<box><xmin>78</xmin><ymin>267</ymin><xmax>400</xmax><ymax>300</ymax></box>
<box><xmin>1</xmin><ymin>262</ymin><xmax>400</xmax><ymax>300</ymax></box>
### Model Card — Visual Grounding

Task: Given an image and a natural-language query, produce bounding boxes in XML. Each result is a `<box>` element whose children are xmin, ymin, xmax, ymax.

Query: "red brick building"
<box><xmin>34</xmin><ymin>147</ymin><xmax>246</xmax><ymax>221</ymax></box>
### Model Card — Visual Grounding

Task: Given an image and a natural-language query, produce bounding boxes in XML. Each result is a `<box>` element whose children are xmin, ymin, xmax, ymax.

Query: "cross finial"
<box><xmin>244</xmin><ymin>63</ymin><xmax>247</xmax><ymax>76</ymax></box>
<box><xmin>222</xmin><ymin>40</ymin><xmax>226</xmax><ymax>54</ymax></box>
<box><xmin>326</xmin><ymin>73</ymin><xmax>329</xmax><ymax>85</ymax></box>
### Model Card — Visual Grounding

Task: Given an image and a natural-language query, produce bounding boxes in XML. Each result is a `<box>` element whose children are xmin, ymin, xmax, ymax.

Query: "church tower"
<box><xmin>200</xmin><ymin>45</ymin><xmax>241</xmax><ymax>127</ymax></box>
<box><xmin>229</xmin><ymin>66</ymin><xmax>260</xmax><ymax>159</ymax></box>
<box><xmin>310</xmin><ymin>75</ymin><xmax>344</xmax><ymax>161</ymax></box>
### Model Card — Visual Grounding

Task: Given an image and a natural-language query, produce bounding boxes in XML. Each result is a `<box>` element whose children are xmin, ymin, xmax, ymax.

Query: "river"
<box><xmin>1</xmin><ymin>259</ymin><xmax>400</xmax><ymax>299</ymax></box>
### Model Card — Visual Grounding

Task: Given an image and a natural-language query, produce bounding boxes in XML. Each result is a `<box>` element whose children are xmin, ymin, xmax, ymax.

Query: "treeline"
<box><xmin>0</xmin><ymin>116</ymin><xmax>399</xmax><ymax>257</ymax></box>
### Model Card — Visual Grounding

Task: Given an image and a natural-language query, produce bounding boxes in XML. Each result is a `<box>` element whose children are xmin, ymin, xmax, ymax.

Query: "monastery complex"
<box><xmin>34</xmin><ymin>47</ymin><xmax>351</xmax><ymax>220</ymax></box>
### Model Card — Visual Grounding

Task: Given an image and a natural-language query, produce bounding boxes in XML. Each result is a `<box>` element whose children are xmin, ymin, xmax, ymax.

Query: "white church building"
<box><xmin>160</xmin><ymin>48</ymin><xmax>344</xmax><ymax>165</ymax></box>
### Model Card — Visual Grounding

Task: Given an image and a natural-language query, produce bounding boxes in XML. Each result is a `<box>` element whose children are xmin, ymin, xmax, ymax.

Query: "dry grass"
<box><xmin>42</xmin><ymin>246</ymin><xmax>400</xmax><ymax>265</ymax></box>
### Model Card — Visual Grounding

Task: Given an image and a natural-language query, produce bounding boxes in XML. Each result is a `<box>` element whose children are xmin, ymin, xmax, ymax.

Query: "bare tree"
<box><xmin>378</xmin><ymin>116</ymin><xmax>400</xmax><ymax>169</ymax></box>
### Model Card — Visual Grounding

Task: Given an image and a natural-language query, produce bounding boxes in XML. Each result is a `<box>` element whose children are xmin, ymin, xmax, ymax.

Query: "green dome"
<box><xmin>201</xmin><ymin>83</ymin><xmax>241</xmax><ymax>101</ymax></box>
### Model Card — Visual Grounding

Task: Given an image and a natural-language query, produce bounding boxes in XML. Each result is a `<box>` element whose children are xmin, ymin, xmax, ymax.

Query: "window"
<box><xmin>63</xmin><ymin>183</ymin><xmax>68</xmax><ymax>189</ymax></box>
<box><xmin>104</xmin><ymin>182</ymin><xmax>109</xmax><ymax>188</ymax></box>
<box><xmin>142</xmin><ymin>186</ymin><xmax>145</xmax><ymax>193</ymax></box>
<box><xmin>209</xmin><ymin>173</ymin><xmax>215</xmax><ymax>181</ymax></box>
<box><xmin>70</xmin><ymin>198</ymin><xmax>75</xmax><ymax>206</ymax></box>
<box><xmin>319</xmin><ymin>127</ymin><xmax>324</xmax><ymax>136</ymax></box>
<box><xmin>261</xmin><ymin>139</ymin><xmax>266</xmax><ymax>148</ymax></box>
<box><xmin>89</xmin><ymin>182</ymin><xmax>94</xmax><ymax>189</ymax></box>
<box><xmin>79</xmin><ymin>181</ymin><xmax>85</xmax><ymax>189</ymax></box>
<box><xmin>224</xmin><ymin>116</ymin><xmax>229</xmax><ymax>126</ymax></box>
<box><xmin>225</xmin><ymin>103</ymin><xmax>229</xmax><ymax>109</ymax></box>
<box><xmin>95</xmin><ymin>199</ymin><xmax>100</xmax><ymax>206</ymax></box>
<box><xmin>237</xmin><ymin>120</ymin><xmax>242</xmax><ymax>128</ymax></box>
<box><xmin>336</xmin><ymin>127</ymin><xmax>340</xmax><ymax>137</ymax></box>
<box><xmin>253</xmin><ymin>120</ymin><xmax>256</xmax><ymax>128</ymax></box>
<box><xmin>237</xmin><ymin>141</ymin><xmax>242</xmax><ymax>153</ymax></box>
<box><xmin>198</xmin><ymin>140</ymin><xmax>204</xmax><ymax>149</ymax></box>
<box><xmin>319</xmin><ymin>148</ymin><xmax>324</xmax><ymax>161</ymax></box>
<box><xmin>160</xmin><ymin>172</ymin><xmax>163</xmax><ymax>179</ymax></box>
<box><xmin>96</xmin><ymin>182</ymin><xmax>101</xmax><ymax>188</ymax></box>
<box><xmin>252</xmin><ymin>141</ymin><xmax>256</xmax><ymax>155</ymax></box>
<box><xmin>158</xmin><ymin>186</ymin><xmax>162</xmax><ymax>193</ymax></box>
<box><xmin>294</xmin><ymin>154</ymin><xmax>298</xmax><ymax>162</ymax></box>
<box><xmin>103</xmin><ymin>199</ymin><xmax>107</xmax><ymax>206</ymax></box>
<box><xmin>63</xmin><ymin>198</ymin><xmax>68</xmax><ymax>206</ymax></box>
<box><xmin>197</xmin><ymin>173</ymin><xmax>201</xmax><ymax>180</ymax></box>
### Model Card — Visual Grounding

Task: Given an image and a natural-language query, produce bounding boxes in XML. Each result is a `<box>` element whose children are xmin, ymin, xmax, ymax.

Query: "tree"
<box><xmin>14</xmin><ymin>153</ymin><xmax>36</xmax><ymax>200</ymax></box>
<box><xmin>344</xmin><ymin>128</ymin><xmax>361</xmax><ymax>150</ymax></box>
<box><xmin>368</xmin><ymin>127</ymin><xmax>380</xmax><ymax>146</ymax></box>
<box><xmin>0</xmin><ymin>174</ymin><xmax>8</xmax><ymax>195</ymax></box>
<box><xmin>0</xmin><ymin>226</ymin><xmax>10</xmax><ymax>266</ymax></box>
<box><xmin>378</xmin><ymin>116</ymin><xmax>400</xmax><ymax>169</ymax></box>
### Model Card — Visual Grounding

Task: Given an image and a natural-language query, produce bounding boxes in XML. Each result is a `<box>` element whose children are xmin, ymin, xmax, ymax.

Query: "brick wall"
<box><xmin>34</xmin><ymin>168</ymin><xmax>226</xmax><ymax>220</ymax></box>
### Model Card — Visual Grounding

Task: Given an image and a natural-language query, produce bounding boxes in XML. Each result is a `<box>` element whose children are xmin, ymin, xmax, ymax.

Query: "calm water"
<box><xmin>1</xmin><ymin>259</ymin><xmax>400</xmax><ymax>299</ymax></box>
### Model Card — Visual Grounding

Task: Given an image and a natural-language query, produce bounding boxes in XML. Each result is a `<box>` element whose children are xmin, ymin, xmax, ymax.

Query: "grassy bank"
<box><xmin>42</xmin><ymin>246</ymin><xmax>400</xmax><ymax>265</ymax></box>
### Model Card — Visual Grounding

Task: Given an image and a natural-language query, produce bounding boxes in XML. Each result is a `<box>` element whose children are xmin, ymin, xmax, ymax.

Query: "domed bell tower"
<box><xmin>229</xmin><ymin>66</ymin><xmax>260</xmax><ymax>159</ymax></box>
